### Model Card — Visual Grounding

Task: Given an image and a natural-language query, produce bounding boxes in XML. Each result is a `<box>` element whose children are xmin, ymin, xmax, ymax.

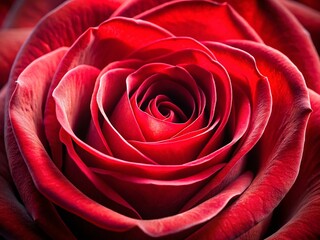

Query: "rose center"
<box><xmin>143</xmin><ymin>94</ymin><xmax>190</xmax><ymax>123</ymax></box>
<box><xmin>137</xmin><ymin>77</ymin><xmax>195</xmax><ymax>124</ymax></box>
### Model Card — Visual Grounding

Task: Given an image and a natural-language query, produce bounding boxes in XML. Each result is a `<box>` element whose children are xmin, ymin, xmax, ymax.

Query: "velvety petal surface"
<box><xmin>187</xmin><ymin>41</ymin><xmax>311</xmax><ymax>239</ymax></box>
<box><xmin>266</xmin><ymin>90</ymin><xmax>320</xmax><ymax>239</ymax></box>
<box><xmin>114</xmin><ymin>0</ymin><xmax>320</xmax><ymax>93</ymax></box>
<box><xmin>136</xmin><ymin>0</ymin><xmax>262</xmax><ymax>42</ymax></box>
<box><xmin>0</xmin><ymin>0</ymin><xmax>13</xmax><ymax>26</ymax></box>
<box><xmin>52</xmin><ymin>65</ymin><xmax>142</xmax><ymax>219</ymax></box>
<box><xmin>0</xmin><ymin>28</ymin><xmax>31</xmax><ymax>88</ymax></box>
<box><xmin>44</xmin><ymin>17</ymin><xmax>173</xmax><ymax>167</ymax></box>
<box><xmin>4</xmin><ymin>1</ymin><xmax>126</xmax><ymax>188</ymax></box>
<box><xmin>293</xmin><ymin>0</ymin><xmax>320</xmax><ymax>11</ymax></box>
<box><xmin>8</xmin><ymin>48</ymin><xmax>76</xmax><ymax>239</ymax></box>
<box><xmin>222</xmin><ymin>0</ymin><xmax>320</xmax><ymax>93</ymax></box>
<box><xmin>178</xmin><ymin>42</ymin><xmax>272</xmax><ymax>214</ymax></box>
<box><xmin>6</xmin><ymin>0</ymin><xmax>124</xmax><ymax>96</ymax></box>
<box><xmin>2</xmin><ymin>0</ymin><xmax>66</xmax><ymax>28</ymax></box>
<box><xmin>282</xmin><ymin>0</ymin><xmax>320</xmax><ymax>53</ymax></box>
<box><xmin>0</xmin><ymin>84</ymin><xmax>46</xmax><ymax>239</ymax></box>
<box><xmin>9</xmin><ymin>47</ymin><xmax>137</xmax><ymax>234</ymax></box>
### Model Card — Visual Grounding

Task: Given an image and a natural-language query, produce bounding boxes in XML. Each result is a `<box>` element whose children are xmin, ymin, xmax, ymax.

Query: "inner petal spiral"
<box><xmin>136</xmin><ymin>74</ymin><xmax>195</xmax><ymax>123</ymax></box>
<box><xmin>146</xmin><ymin>95</ymin><xmax>189</xmax><ymax>123</ymax></box>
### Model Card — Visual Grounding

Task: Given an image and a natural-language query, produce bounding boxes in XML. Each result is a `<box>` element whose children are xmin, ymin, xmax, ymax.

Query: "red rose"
<box><xmin>1</xmin><ymin>0</ymin><xmax>319</xmax><ymax>239</ymax></box>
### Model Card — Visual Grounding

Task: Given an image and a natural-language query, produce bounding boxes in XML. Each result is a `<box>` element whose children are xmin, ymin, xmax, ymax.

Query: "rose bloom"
<box><xmin>0</xmin><ymin>0</ymin><xmax>319</xmax><ymax>239</ymax></box>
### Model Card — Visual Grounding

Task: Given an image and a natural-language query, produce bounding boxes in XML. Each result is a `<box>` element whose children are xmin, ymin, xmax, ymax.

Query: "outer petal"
<box><xmin>136</xmin><ymin>172</ymin><xmax>253</xmax><ymax>237</ymax></box>
<box><xmin>0</xmin><ymin>0</ymin><xmax>13</xmax><ymax>26</ymax></box>
<box><xmin>294</xmin><ymin>0</ymin><xmax>320</xmax><ymax>11</ymax></box>
<box><xmin>187</xmin><ymin>41</ymin><xmax>311</xmax><ymax>239</ymax></box>
<box><xmin>5</xmin><ymin>0</ymin><xmax>125</xmax><ymax>166</ymax></box>
<box><xmin>115</xmin><ymin>0</ymin><xmax>320</xmax><ymax>92</ymax></box>
<box><xmin>8</xmin><ymin>48</ymin><xmax>76</xmax><ymax>239</ymax></box>
<box><xmin>282</xmin><ymin>0</ymin><xmax>320</xmax><ymax>53</ymax></box>
<box><xmin>112</xmin><ymin>0</ymin><xmax>169</xmax><ymax>17</ymax></box>
<box><xmin>266</xmin><ymin>90</ymin><xmax>320</xmax><ymax>239</ymax></box>
<box><xmin>223</xmin><ymin>0</ymin><xmax>320</xmax><ymax>93</ymax></box>
<box><xmin>9</xmin><ymin>47</ymin><xmax>137</xmax><ymax>234</ymax></box>
<box><xmin>0</xmin><ymin>85</ymin><xmax>45</xmax><ymax>239</ymax></box>
<box><xmin>136</xmin><ymin>0</ymin><xmax>262</xmax><ymax>42</ymax></box>
<box><xmin>0</xmin><ymin>28</ymin><xmax>31</xmax><ymax>88</ymax></box>
<box><xmin>6</xmin><ymin>0</ymin><xmax>124</xmax><ymax>96</ymax></box>
<box><xmin>116</xmin><ymin>0</ymin><xmax>320</xmax><ymax>92</ymax></box>
<box><xmin>2</xmin><ymin>0</ymin><xmax>65</xmax><ymax>28</ymax></box>
<box><xmin>5</xmin><ymin>0</ymin><xmax>125</xmax><ymax>209</ymax></box>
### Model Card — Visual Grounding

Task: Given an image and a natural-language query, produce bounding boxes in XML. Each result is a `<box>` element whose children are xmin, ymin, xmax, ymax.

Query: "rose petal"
<box><xmin>6</xmin><ymin>0</ymin><xmax>125</xmax><ymax>177</ymax></box>
<box><xmin>86</xmin><ymin>60</ymin><xmax>143</xmax><ymax>155</ymax></box>
<box><xmin>2</xmin><ymin>0</ymin><xmax>65</xmax><ymax>28</ymax></box>
<box><xmin>200</xmin><ymin>42</ymin><xmax>271</xmax><ymax>157</ymax></box>
<box><xmin>0</xmin><ymin>84</ymin><xmax>9</xmax><ymax>180</ymax></box>
<box><xmin>136</xmin><ymin>0</ymin><xmax>262</xmax><ymax>42</ymax></box>
<box><xmin>181</xmin><ymin>84</ymin><xmax>252</xmax><ymax>211</ymax></box>
<box><xmin>282</xmin><ymin>0</ymin><xmax>320</xmax><ymax>53</ymax></box>
<box><xmin>1</xmin><ymin>84</ymin><xmax>45</xmax><ymax>239</ymax></box>
<box><xmin>187</xmin><ymin>40</ymin><xmax>311</xmax><ymax>239</ymax></box>
<box><xmin>52</xmin><ymin>64</ymin><xmax>143</xmax><ymax>219</ymax></box>
<box><xmin>0</xmin><ymin>28</ymin><xmax>31</xmax><ymax>88</ymax></box>
<box><xmin>44</xmin><ymin>17</ymin><xmax>173</xmax><ymax>166</ymax></box>
<box><xmin>266</xmin><ymin>90</ymin><xmax>320</xmax><ymax>239</ymax></box>
<box><xmin>112</xmin><ymin>0</ymin><xmax>169</xmax><ymax>17</ymax></box>
<box><xmin>8</xmin><ymin>48</ymin><xmax>76</xmax><ymax>239</ymax></box>
<box><xmin>178</xmin><ymin>41</ymin><xmax>271</xmax><ymax>210</ymax></box>
<box><xmin>0</xmin><ymin>175</ymin><xmax>46</xmax><ymax>239</ymax></box>
<box><xmin>224</xmin><ymin>0</ymin><xmax>320</xmax><ymax>93</ymax></box>
<box><xmin>90</xmin><ymin>162</ymin><xmax>224</xmax><ymax>219</ymax></box>
<box><xmin>128</xmin><ymin>36</ymin><xmax>216</xmax><ymax>61</ymax></box>
<box><xmin>8</xmin><ymin>0</ymin><xmax>123</xmax><ymax>87</ymax></box>
<box><xmin>147</xmin><ymin>95</ymin><xmax>189</xmax><ymax>122</ymax></box>
<box><xmin>238</xmin><ymin>216</ymin><xmax>272</xmax><ymax>239</ymax></box>
<box><xmin>59</xmin><ymin>129</ymin><xmax>141</xmax><ymax>219</ymax></box>
<box><xmin>95</xmin><ymin>68</ymin><xmax>155</xmax><ymax>163</ymax></box>
<box><xmin>53</xmin><ymin>65</ymin><xmax>100</xmax><ymax>140</ymax></box>
<box><xmin>9</xmin><ymin>48</ymin><xmax>136</xmax><ymax>233</ymax></box>
<box><xmin>292</xmin><ymin>0</ymin><xmax>320</xmax><ymax>11</ymax></box>
<box><xmin>0</xmin><ymin>0</ymin><xmax>13</xmax><ymax>26</ymax></box>
<box><xmin>138</xmin><ymin>172</ymin><xmax>253</xmax><ymax>237</ymax></box>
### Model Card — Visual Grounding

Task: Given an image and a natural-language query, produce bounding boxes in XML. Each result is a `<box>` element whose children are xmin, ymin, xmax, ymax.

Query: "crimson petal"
<box><xmin>9</xmin><ymin>48</ymin><xmax>76</xmax><ymax>239</ymax></box>
<box><xmin>5</xmin><ymin>0</ymin><xmax>125</xmax><ymax>191</ymax></box>
<box><xmin>281</xmin><ymin>0</ymin><xmax>320</xmax><ymax>53</ymax></box>
<box><xmin>136</xmin><ymin>0</ymin><xmax>262</xmax><ymax>42</ymax></box>
<box><xmin>9</xmin><ymin>48</ymin><xmax>137</xmax><ymax>233</ymax></box>
<box><xmin>187</xmin><ymin>40</ymin><xmax>311</xmax><ymax>239</ymax></box>
<box><xmin>0</xmin><ymin>28</ymin><xmax>31</xmax><ymax>88</ymax></box>
<box><xmin>266</xmin><ymin>90</ymin><xmax>320</xmax><ymax>239</ymax></box>
<box><xmin>2</xmin><ymin>0</ymin><xmax>65</xmax><ymax>28</ymax></box>
<box><xmin>95</xmin><ymin>68</ymin><xmax>155</xmax><ymax>163</ymax></box>
<box><xmin>0</xmin><ymin>85</ymin><xmax>46</xmax><ymax>239</ymax></box>
<box><xmin>224</xmin><ymin>0</ymin><xmax>320</xmax><ymax>93</ymax></box>
<box><xmin>137</xmin><ymin>172</ymin><xmax>253</xmax><ymax>237</ymax></box>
